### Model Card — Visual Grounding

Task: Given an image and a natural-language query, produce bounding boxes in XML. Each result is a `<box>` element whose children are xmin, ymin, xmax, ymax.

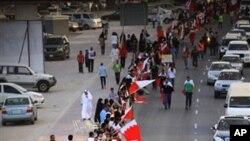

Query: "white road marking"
<box><xmin>195</xmin><ymin>110</ymin><xmax>198</xmax><ymax>115</ymax></box>
<box><xmin>196</xmin><ymin>99</ymin><xmax>199</xmax><ymax>103</ymax></box>
<box><xmin>198</xmin><ymin>89</ymin><xmax>201</xmax><ymax>92</ymax></box>
<box><xmin>200</xmin><ymin>80</ymin><xmax>203</xmax><ymax>83</ymax></box>
<box><xmin>194</xmin><ymin>139</ymin><xmax>197</xmax><ymax>141</ymax></box>
<box><xmin>194</xmin><ymin>123</ymin><xmax>197</xmax><ymax>129</ymax></box>
<box><xmin>203</xmin><ymin>72</ymin><xmax>206</xmax><ymax>75</ymax></box>
<box><xmin>194</xmin><ymin>132</ymin><xmax>198</xmax><ymax>135</ymax></box>
<box><xmin>208</xmin><ymin>59</ymin><xmax>211</xmax><ymax>62</ymax></box>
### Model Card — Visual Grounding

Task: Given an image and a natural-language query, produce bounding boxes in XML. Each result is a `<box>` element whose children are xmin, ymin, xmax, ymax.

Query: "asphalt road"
<box><xmin>0</xmin><ymin>16</ymin><xmax>250</xmax><ymax>141</ymax></box>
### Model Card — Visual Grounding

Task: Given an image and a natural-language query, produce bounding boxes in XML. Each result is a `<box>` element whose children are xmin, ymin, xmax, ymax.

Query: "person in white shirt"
<box><xmin>167</xmin><ymin>64</ymin><xmax>176</xmax><ymax>87</ymax></box>
<box><xmin>110</xmin><ymin>32</ymin><xmax>118</xmax><ymax>48</ymax></box>
<box><xmin>81</xmin><ymin>90</ymin><xmax>93</xmax><ymax>120</ymax></box>
<box><xmin>87</xmin><ymin>132</ymin><xmax>95</xmax><ymax>141</ymax></box>
<box><xmin>110</xmin><ymin>47</ymin><xmax>119</xmax><ymax>63</ymax></box>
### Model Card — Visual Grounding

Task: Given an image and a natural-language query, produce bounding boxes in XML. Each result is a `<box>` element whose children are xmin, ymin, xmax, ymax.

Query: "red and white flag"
<box><xmin>137</xmin><ymin>58</ymin><xmax>149</xmax><ymax>73</ymax></box>
<box><xmin>120</xmin><ymin>119</ymin><xmax>141</xmax><ymax>141</ymax></box>
<box><xmin>129</xmin><ymin>80</ymin><xmax>155</xmax><ymax>94</ymax></box>
<box><xmin>134</xmin><ymin>93</ymin><xmax>147</xmax><ymax>103</ymax></box>
<box><xmin>122</xmin><ymin>106</ymin><xmax>134</xmax><ymax>121</ymax></box>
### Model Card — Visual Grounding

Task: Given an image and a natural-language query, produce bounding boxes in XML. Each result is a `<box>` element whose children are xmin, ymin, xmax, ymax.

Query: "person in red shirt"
<box><xmin>119</xmin><ymin>45</ymin><xmax>128</xmax><ymax>69</ymax></box>
<box><xmin>77</xmin><ymin>50</ymin><xmax>84</xmax><ymax>73</ymax></box>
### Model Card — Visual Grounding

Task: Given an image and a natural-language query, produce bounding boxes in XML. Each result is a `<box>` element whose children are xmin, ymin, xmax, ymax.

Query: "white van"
<box><xmin>224</xmin><ymin>83</ymin><xmax>250</xmax><ymax>116</ymax></box>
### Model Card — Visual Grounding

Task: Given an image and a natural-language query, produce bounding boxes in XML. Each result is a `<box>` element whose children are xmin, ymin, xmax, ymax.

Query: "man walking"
<box><xmin>218</xmin><ymin>13</ymin><xmax>224</xmax><ymax>28</ymax></box>
<box><xmin>88</xmin><ymin>47</ymin><xmax>96</xmax><ymax>73</ymax></box>
<box><xmin>191</xmin><ymin>47</ymin><xmax>199</xmax><ymax>68</ymax></box>
<box><xmin>98</xmin><ymin>62</ymin><xmax>107</xmax><ymax>89</ymax></box>
<box><xmin>162</xmin><ymin>79</ymin><xmax>174</xmax><ymax>110</ymax></box>
<box><xmin>77</xmin><ymin>50</ymin><xmax>84</xmax><ymax>73</ymax></box>
<box><xmin>119</xmin><ymin>45</ymin><xmax>127</xmax><ymax>68</ymax></box>
<box><xmin>67</xmin><ymin>135</ymin><xmax>73</xmax><ymax>141</ymax></box>
<box><xmin>81</xmin><ymin>90</ymin><xmax>93</xmax><ymax>120</ymax></box>
<box><xmin>113</xmin><ymin>60</ymin><xmax>121</xmax><ymax>85</ymax></box>
<box><xmin>184</xmin><ymin>76</ymin><xmax>195</xmax><ymax>110</ymax></box>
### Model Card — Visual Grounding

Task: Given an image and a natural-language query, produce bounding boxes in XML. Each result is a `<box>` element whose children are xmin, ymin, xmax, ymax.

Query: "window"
<box><xmin>4</xmin><ymin>85</ymin><xmax>21</xmax><ymax>94</ymax></box>
<box><xmin>0</xmin><ymin>66</ymin><xmax>2</xmax><ymax>74</ymax></box>
<box><xmin>230</xmin><ymin>97</ymin><xmax>250</xmax><ymax>108</ymax></box>
<box><xmin>17</xmin><ymin>67</ymin><xmax>30</xmax><ymax>75</ymax></box>
<box><xmin>73</xmin><ymin>14</ymin><xmax>81</xmax><ymax>19</ymax></box>
<box><xmin>82</xmin><ymin>14</ymin><xmax>89</xmax><ymax>19</ymax></box>
<box><xmin>7</xmin><ymin>66</ymin><xmax>17</xmax><ymax>74</ymax></box>
<box><xmin>5</xmin><ymin>97</ymin><xmax>29</xmax><ymax>105</ymax></box>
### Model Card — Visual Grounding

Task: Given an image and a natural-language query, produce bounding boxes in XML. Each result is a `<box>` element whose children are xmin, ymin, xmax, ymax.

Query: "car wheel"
<box><xmin>30</xmin><ymin>119</ymin><xmax>35</xmax><ymax>125</ymax></box>
<box><xmin>83</xmin><ymin>24</ymin><xmax>90</xmax><ymax>30</ymax></box>
<box><xmin>37</xmin><ymin>81</ymin><xmax>49</xmax><ymax>92</ymax></box>
<box><xmin>207</xmin><ymin>81</ymin><xmax>211</xmax><ymax>86</ymax></box>
<box><xmin>35</xmin><ymin>116</ymin><xmax>37</xmax><ymax>121</ymax></box>
<box><xmin>2</xmin><ymin>121</ymin><xmax>6</xmax><ymax>126</ymax></box>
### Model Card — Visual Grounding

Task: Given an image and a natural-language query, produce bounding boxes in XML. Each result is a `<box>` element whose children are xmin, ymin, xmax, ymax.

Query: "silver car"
<box><xmin>212</xmin><ymin>116</ymin><xmax>250</xmax><ymax>141</ymax></box>
<box><xmin>221</xmin><ymin>55</ymin><xmax>243</xmax><ymax>74</ymax></box>
<box><xmin>1</xmin><ymin>95</ymin><xmax>38</xmax><ymax>125</ymax></box>
<box><xmin>214</xmin><ymin>69</ymin><xmax>243</xmax><ymax>98</ymax></box>
<box><xmin>207</xmin><ymin>61</ymin><xmax>233</xmax><ymax>85</ymax></box>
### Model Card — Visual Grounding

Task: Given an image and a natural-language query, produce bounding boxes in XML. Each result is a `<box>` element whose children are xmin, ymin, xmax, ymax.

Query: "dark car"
<box><xmin>44</xmin><ymin>35</ymin><xmax>70</xmax><ymax>60</ymax></box>
<box><xmin>101</xmin><ymin>11</ymin><xmax>120</xmax><ymax>21</ymax></box>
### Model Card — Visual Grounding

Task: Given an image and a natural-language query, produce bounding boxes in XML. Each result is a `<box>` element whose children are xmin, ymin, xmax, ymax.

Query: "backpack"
<box><xmin>184</xmin><ymin>82</ymin><xmax>193</xmax><ymax>92</ymax></box>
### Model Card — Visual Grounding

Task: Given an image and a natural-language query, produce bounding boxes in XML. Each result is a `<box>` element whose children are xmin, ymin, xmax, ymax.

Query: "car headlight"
<box><xmin>215</xmin><ymin>83</ymin><xmax>221</xmax><ymax>87</ymax></box>
<box><xmin>214</xmin><ymin>137</ymin><xmax>224</xmax><ymax>141</ymax></box>
<box><xmin>208</xmin><ymin>72</ymin><xmax>214</xmax><ymax>78</ymax></box>
<box><xmin>57</xmin><ymin>47</ymin><xmax>64</xmax><ymax>51</ymax></box>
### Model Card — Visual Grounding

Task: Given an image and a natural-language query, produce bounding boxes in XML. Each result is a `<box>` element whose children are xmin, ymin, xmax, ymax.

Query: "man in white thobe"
<box><xmin>81</xmin><ymin>90</ymin><xmax>93</xmax><ymax>120</ymax></box>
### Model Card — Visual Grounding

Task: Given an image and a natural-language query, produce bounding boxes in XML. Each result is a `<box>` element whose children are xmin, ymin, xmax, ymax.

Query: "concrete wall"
<box><xmin>0</xmin><ymin>21</ymin><xmax>44</xmax><ymax>73</ymax></box>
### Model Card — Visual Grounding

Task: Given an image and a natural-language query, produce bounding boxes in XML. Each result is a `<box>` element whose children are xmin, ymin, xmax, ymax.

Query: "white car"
<box><xmin>212</xmin><ymin>116</ymin><xmax>250</xmax><ymax>141</ymax></box>
<box><xmin>234</xmin><ymin>19</ymin><xmax>249</xmax><ymax>28</ymax></box>
<box><xmin>218</xmin><ymin>33</ymin><xmax>242</xmax><ymax>59</ymax></box>
<box><xmin>237</xmin><ymin>24</ymin><xmax>250</xmax><ymax>38</ymax></box>
<box><xmin>0</xmin><ymin>83</ymin><xmax>45</xmax><ymax>107</ymax></box>
<box><xmin>225</xmin><ymin>40</ymin><xmax>250</xmax><ymax>65</ymax></box>
<box><xmin>214</xmin><ymin>69</ymin><xmax>243</xmax><ymax>98</ymax></box>
<box><xmin>0</xmin><ymin>63</ymin><xmax>57</xmax><ymax>92</ymax></box>
<box><xmin>207</xmin><ymin>61</ymin><xmax>233</xmax><ymax>85</ymax></box>
<box><xmin>221</xmin><ymin>55</ymin><xmax>243</xmax><ymax>74</ymax></box>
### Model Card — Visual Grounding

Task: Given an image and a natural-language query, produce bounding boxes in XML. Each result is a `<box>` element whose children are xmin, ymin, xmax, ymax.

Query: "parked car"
<box><xmin>207</xmin><ymin>61</ymin><xmax>233</xmax><ymax>85</ymax></box>
<box><xmin>0</xmin><ymin>83</ymin><xmax>45</xmax><ymax>107</ymax></box>
<box><xmin>237</xmin><ymin>24</ymin><xmax>250</xmax><ymax>38</ymax></box>
<box><xmin>69</xmin><ymin>21</ymin><xmax>79</xmax><ymax>32</ymax></box>
<box><xmin>212</xmin><ymin>116</ymin><xmax>250</xmax><ymax>141</ymax></box>
<box><xmin>44</xmin><ymin>35</ymin><xmax>70</xmax><ymax>60</ymax></box>
<box><xmin>0</xmin><ymin>63</ymin><xmax>57</xmax><ymax>92</ymax></box>
<box><xmin>221</xmin><ymin>54</ymin><xmax>243</xmax><ymax>74</ymax></box>
<box><xmin>225</xmin><ymin>40</ymin><xmax>250</xmax><ymax>66</ymax></box>
<box><xmin>1</xmin><ymin>95</ymin><xmax>38</xmax><ymax>125</ymax></box>
<box><xmin>214</xmin><ymin>69</ymin><xmax>243</xmax><ymax>98</ymax></box>
<box><xmin>62</xmin><ymin>12</ymin><xmax>102</xmax><ymax>30</ymax></box>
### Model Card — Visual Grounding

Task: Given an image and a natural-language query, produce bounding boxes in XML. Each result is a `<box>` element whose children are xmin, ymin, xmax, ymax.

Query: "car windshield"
<box><xmin>218</xmin><ymin>72</ymin><xmax>241</xmax><ymax>80</ymax></box>
<box><xmin>221</xmin><ymin>39</ymin><xmax>237</xmax><ymax>46</ymax></box>
<box><xmin>229</xmin><ymin>31</ymin><xmax>246</xmax><ymax>36</ymax></box>
<box><xmin>222</xmin><ymin>57</ymin><xmax>241</xmax><ymax>63</ymax></box>
<box><xmin>217</xmin><ymin>119</ymin><xmax>250</xmax><ymax>130</ymax></box>
<box><xmin>228</xmin><ymin>44</ymin><xmax>248</xmax><ymax>50</ymax></box>
<box><xmin>210</xmin><ymin>64</ymin><xmax>231</xmax><ymax>71</ymax></box>
<box><xmin>14</xmin><ymin>84</ymin><xmax>28</xmax><ymax>93</ymax></box>
<box><xmin>229</xmin><ymin>97</ymin><xmax>250</xmax><ymax>108</ymax></box>
<box><xmin>239</xmin><ymin>27</ymin><xmax>250</xmax><ymax>32</ymax></box>
<box><xmin>45</xmin><ymin>37</ymin><xmax>63</xmax><ymax>45</ymax></box>
<box><xmin>5</xmin><ymin>97</ymin><xmax>29</xmax><ymax>105</ymax></box>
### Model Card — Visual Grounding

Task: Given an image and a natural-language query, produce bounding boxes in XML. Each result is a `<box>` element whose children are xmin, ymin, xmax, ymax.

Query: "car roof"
<box><xmin>222</xmin><ymin>54</ymin><xmax>240</xmax><ymax>58</ymax></box>
<box><xmin>229</xmin><ymin>83</ymin><xmax>250</xmax><ymax>96</ymax></box>
<box><xmin>5</xmin><ymin>95</ymin><xmax>30</xmax><ymax>99</ymax></box>
<box><xmin>220</xmin><ymin>69</ymin><xmax>239</xmax><ymax>73</ymax></box>
<box><xmin>0</xmin><ymin>63</ymin><xmax>28</xmax><ymax>67</ymax></box>
<box><xmin>229</xmin><ymin>40</ymin><xmax>248</xmax><ymax>44</ymax></box>
<box><xmin>0</xmin><ymin>82</ymin><xmax>19</xmax><ymax>86</ymax></box>
<box><xmin>236</xmin><ymin>20</ymin><xmax>250</xmax><ymax>24</ymax></box>
<box><xmin>223</xmin><ymin>34</ymin><xmax>241</xmax><ymax>39</ymax></box>
<box><xmin>211</xmin><ymin>61</ymin><xmax>230</xmax><ymax>64</ymax></box>
<box><xmin>220</xmin><ymin>115</ymin><xmax>249</xmax><ymax>120</ymax></box>
<box><xmin>239</xmin><ymin>24</ymin><xmax>250</xmax><ymax>27</ymax></box>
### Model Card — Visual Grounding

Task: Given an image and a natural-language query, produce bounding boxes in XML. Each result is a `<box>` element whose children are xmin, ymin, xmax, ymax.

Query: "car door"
<box><xmin>2</xmin><ymin>85</ymin><xmax>22</xmax><ymax>102</ymax></box>
<box><xmin>5</xmin><ymin>66</ymin><xmax>35</xmax><ymax>88</ymax></box>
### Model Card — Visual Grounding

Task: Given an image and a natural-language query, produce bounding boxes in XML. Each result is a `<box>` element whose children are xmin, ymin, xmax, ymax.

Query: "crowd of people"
<box><xmin>49</xmin><ymin>0</ymin><xmax>239</xmax><ymax>141</ymax></box>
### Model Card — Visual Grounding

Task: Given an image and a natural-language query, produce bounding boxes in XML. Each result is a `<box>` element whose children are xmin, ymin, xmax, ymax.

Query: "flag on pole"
<box><xmin>120</xmin><ymin>119</ymin><xmax>141</xmax><ymax>141</ymax></box>
<box><xmin>129</xmin><ymin>80</ymin><xmax>155</xmax><ymax>94</ymax></box>
<box><xmin>122</xmin><ymin>106</ymin><xmax>134</xmax><ymax>121</ymax></box>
